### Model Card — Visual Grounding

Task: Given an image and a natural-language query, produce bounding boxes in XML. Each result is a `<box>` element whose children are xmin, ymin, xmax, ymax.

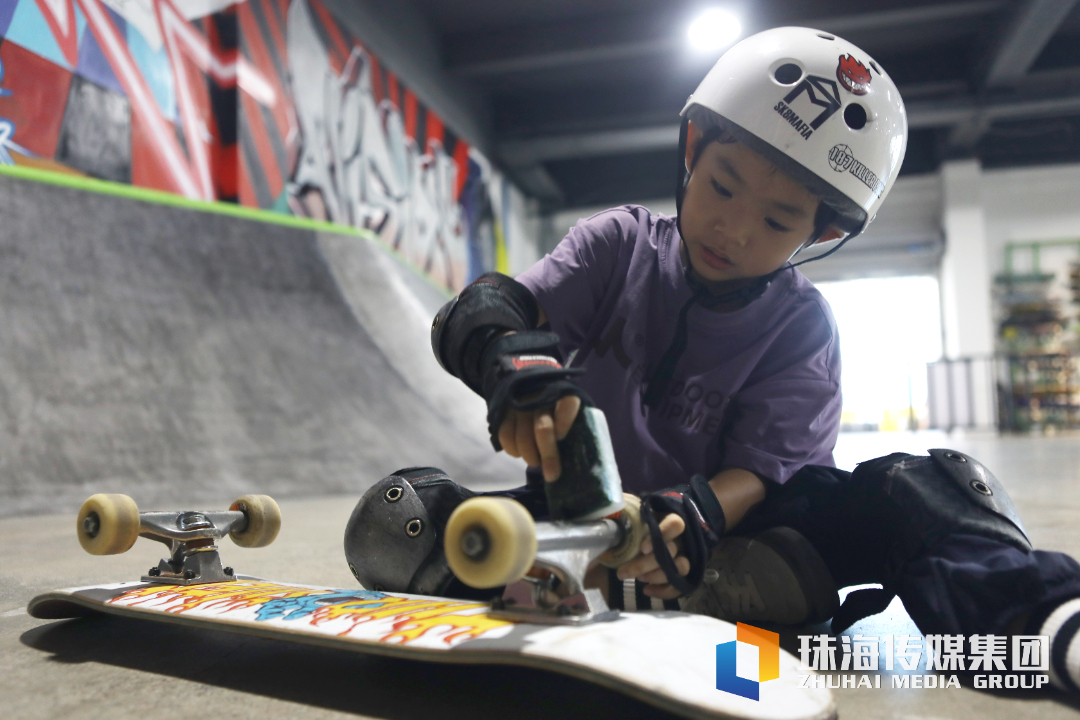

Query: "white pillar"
<box><xmin>938</xmin><ymin>159</ymin><xmax>996</xmax><ymax>428</ymax></box>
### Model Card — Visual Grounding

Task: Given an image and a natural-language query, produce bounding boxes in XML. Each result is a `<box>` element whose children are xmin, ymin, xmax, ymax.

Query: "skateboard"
<box><xmin>28</xmin><ymin>493</ymin><xmax>836</xmax><ymax>720</ymax></box>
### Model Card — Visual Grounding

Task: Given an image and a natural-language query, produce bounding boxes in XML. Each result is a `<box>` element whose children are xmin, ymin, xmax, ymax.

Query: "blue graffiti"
<box><xmin>0</xmin><ymin>57</ymin><xmax>32</xmax><ymax>166</ymax></box>
<box><xmin>253</xmin><ymin>589</ymin><xmax>389</xmax><ymax>622</ymax></box>
<box><xmin>0</xmin><ymin>58</ymin><xmax>11</xmax><ymax>98</ymax></box>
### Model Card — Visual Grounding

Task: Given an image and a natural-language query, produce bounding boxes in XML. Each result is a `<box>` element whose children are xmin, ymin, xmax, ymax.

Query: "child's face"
<box><xmin>680</xmin><ymin>123</ymin><xmax>824</xmax><ymax>284</ymax></box>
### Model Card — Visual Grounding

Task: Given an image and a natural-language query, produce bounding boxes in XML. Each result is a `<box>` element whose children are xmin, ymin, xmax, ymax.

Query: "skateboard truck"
<box><xmin>76</xmin><ymin>494</ymin><xmax>281</xmax><ymax>586</ymax></box>
<box><xmin>446</xmin><ymin>494</ymin><xmax>646</xmax><ymax>625</ymax></box>
<box><xmin>492</xmin><ymin>517</ymin><xmax>623</xmax><ymax>624</ymax></box>
<box><xmin>137</xmin><ymin>509</ymin><xmax>249</xmax><ymax>585</ymax></box>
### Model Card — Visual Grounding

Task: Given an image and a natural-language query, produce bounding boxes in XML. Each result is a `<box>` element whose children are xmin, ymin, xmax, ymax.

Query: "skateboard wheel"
<box><xmin>599</xmin><ymin>493</ymin><xmax>647</xmax><ymax>568</ymax></box>
<box><xmin>229</xmin><ymin>495</ymin><xmax>281</xmax><ymax>548</ymax></box>
<box><xmin>77</xmin><ymin>494</ymin><xmax>140</xmax><ymax>556</ymax></box>
<box><xmin>445</xmin><ymin>497</ymin><xmax>537</xmax><ymax>589</ymax></box>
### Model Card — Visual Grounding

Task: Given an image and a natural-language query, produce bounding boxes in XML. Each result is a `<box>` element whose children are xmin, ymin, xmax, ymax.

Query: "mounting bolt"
<box><xmin>461</xmin><ymin>527</ymin><xmax>491</xmax><ymax>560</ymax></box>
<box><xmin>148</xmin><ymin>567</ymin><xmax>160</xmax><ymax>577</ymax></box>
<box><xmin>83</xmin><ymin>513</ymin><xmax>101</xmax><ymax>538</ymax></box>
<box><xmin>224</xmin><ymin>567</ymin><xmax>234</xmax><ymax>576</ymax></box>
<box><xmin>183</xmin><ymin>569</ymin><xmax>196</xmax><ymax>580</ymax></box>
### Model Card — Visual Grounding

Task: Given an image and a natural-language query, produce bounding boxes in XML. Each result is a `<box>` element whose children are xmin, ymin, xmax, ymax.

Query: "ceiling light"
<box><xmin>687</xmin><ymin>8</ymin><xmax>742</xmax><ymax>53</ymax></box>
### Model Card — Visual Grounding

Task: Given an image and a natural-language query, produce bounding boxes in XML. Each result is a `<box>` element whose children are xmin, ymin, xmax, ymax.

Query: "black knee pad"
<box><xmin>857</xmin><ymin>448</ymin><xmax>1031</xmax><ymax>561</ymax></box>
<box><xmin>831</xmin><ymin>449</ymin><xmax>1032</xmax><ymax>632</ymax></box>
<box><xmin>343</xmin><ymin>467</ymin><xmax>476</xmax><ymax>596</ymax></box>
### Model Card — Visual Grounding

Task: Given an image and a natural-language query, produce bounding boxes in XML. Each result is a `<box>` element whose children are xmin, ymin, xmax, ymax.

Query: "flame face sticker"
<box><xmin>836</xmin><ymin>54</ymin><xmax>871</xmax><ymax>95</ymax></box>
<box><xmin>108</xmin><ymin>581</ymin><xmax>511</xmax><ymax>645</ymax></box>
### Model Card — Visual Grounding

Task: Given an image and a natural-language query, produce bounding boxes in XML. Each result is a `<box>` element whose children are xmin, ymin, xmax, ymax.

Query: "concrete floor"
<box><xmin>4</xmin><ymin>431</ymin><xmax>1080</xmax><ymax>719</ymax></box>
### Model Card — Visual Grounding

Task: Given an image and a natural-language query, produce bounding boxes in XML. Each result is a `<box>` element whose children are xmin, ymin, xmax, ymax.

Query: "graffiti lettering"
<box><xmin>0</xmin><ymin>0</ymin><xmax>507</xmax><ymax>292</ymax></box>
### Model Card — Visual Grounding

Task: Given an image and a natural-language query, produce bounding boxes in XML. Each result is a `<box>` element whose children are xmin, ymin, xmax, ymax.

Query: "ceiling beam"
<box><xmin>950</xmin><ymin>0</ymin><xmax>1080</xmax><ymax>149</ymax></box>
<box><xmin>500</xmin><ymin>125</ymin><xmax>680</xmax><ymax>166</ymax></box>
<box><xmin>455</xmin><ymin>38</ymin><xmax>675</xmax><ymax>79</ymax></box>
<box><xmin>815</xmin><ymin>0</ymin><xmax>1003</xmax><ymax>36</ymax></box>
<box><xmin>915</xmin><ymin>93</ymin><xmax>1080</xmax><ymax>127</ymax></box>
<box><xmin>506</xmin><ymin>164</ymin><xmax>565</xmax><ymax>203</ymax></box>
<box><xmin>450</xmin><ymin>1</ymin><xmax>1004</xmax><ymax>79</ymax></box>
<box><xmin>498</xmin><ymin>91</ymin><xmax>1080</xmax><ymax>166</ymax></box>
<box><xmin>980</xmin><ymin>0</ymin><xmax>1080</xmax><ymax>87</ymax></box>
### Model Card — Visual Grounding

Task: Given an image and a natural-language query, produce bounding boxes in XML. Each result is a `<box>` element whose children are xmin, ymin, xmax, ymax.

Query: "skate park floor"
<box><xmin>5</xmin><ymin>430</ymin><xmax>1080</xmax><ymax>720</ymax></box>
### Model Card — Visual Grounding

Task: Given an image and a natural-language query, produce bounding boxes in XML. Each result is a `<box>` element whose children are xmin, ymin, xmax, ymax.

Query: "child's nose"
<box><xmin>714</xmin><ymin>203</ymin><xmax>751</xmax><ymax>246</ymax></box>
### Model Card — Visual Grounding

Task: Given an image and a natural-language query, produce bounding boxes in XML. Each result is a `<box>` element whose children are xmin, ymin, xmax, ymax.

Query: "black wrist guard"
<box><xmin>429</xmin><ymin>273</ymin><xmax>588</xmax><ymax>450</ymax></box>
<box><xmin>431</xmin><ymin>273</ymin><xmax>540</xmax><ymax>394</ymax></box>
<box><xmin>479</xmin><ymin>331</ymin><xmax>589</xmax><ymax>451</ymax></box>
<box><xmin>641</xmin><ymin>475</ymin><xmax>726</xmax><ymax>596</ymax></box>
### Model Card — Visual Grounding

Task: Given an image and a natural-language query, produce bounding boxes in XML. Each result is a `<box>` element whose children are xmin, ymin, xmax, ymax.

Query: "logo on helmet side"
<box><xmin>836</xmin><ymin>54</ymin><xmax>871</xmax><ymax>95</ymax></box>
<box><xmin>828</xmin><ymin>144</ymin><xmax>885</xmax><ymax>197</ymax></box>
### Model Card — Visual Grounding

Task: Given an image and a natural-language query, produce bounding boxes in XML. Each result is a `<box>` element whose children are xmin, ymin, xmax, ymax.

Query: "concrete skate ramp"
<box><xmin>0</xmin><ymin>173</ymin><xmax>523</xmax><ymax>517</ymax></box>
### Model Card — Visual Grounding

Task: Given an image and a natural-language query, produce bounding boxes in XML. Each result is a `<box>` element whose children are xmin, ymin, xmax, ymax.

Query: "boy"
<box><xmin>346</xmin><ymin>27</ymin><xmax>1080</xmax><ymax>692</ymax></box>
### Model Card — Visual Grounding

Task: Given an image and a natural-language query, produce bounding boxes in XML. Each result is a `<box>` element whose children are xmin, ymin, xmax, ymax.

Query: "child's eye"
<box><xmin>711</xmin><ymin>180</ymin><xmax>732</xmax><ymax>198</ymax></box>
<box><xmin>765</xmin><ymin>218</ymin><xmax>791</xmax><ymax>232</ymax></box>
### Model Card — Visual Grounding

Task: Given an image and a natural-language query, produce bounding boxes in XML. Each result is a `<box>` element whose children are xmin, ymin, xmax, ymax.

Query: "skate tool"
<box><xmin>446</xmin><ymin>407</ymin><xmax>646</xmax><ymax>624</ymax></box>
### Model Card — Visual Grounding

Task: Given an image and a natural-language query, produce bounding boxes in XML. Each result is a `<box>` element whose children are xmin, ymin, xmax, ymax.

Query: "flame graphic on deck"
<box><xmin>109</xmin><ymin>581</ymin><xmax>510</xmax><ymax>644</ymax></box>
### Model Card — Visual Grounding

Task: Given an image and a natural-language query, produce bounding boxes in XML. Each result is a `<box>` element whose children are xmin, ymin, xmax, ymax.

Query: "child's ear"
<box><xmin>684</xmin><ymin>119</ymin><xmax>699</xmax><ymax>173</ymax></box>
<box><xmin>809</xmin><ymin>225</ymin><xmax>847</xmax><ymax>246</ymax></box>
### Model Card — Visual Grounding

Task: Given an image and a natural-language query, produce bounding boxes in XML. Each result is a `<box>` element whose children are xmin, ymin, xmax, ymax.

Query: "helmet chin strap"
<box><xmin>789</xmin><ymin>232</ymin><xmax>856</xmax><ymax>268</ymax></box>
<box><xmin>642</xmin><ymin>245</ymin><xmax>776</xmax><ymax>408</ymax></box>
<box><xmin>675</xmin><ymin>117</ymin><xmax>691</xmax><ymax>243</ymax></box>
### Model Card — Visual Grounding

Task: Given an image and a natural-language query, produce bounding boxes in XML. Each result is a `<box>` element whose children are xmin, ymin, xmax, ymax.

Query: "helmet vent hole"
<box><xmin>817</xmin><ymin>33</ymin><xmax>835</xmax><ymax>40</ymax></box>
<box><xmin>870</xmin><ymin>60</ymin><xmax>881</xmax><ymax>75</ymax></box>
<box><xmin>773</xmin><ymin>63</ymin><xmax>802</xmax><ymax>85</ymax></box>
<box><xmin>844</xmin><ymin>103</ymin><xmax>868</xmax><ymax>130</ymax></box>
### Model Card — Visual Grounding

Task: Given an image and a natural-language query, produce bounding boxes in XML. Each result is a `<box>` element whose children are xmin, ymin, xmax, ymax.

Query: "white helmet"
<box><xmin>680</xmin><ymin>26</ymin><xmax>908</xmax><ymax>238</ymax></box>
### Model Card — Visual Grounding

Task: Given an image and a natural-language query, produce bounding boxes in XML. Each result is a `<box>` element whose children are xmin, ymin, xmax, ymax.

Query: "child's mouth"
<box><xmin>699</xmin><ymin>245</ymin><xmax>733</xmax><ymax>270</ymax></box>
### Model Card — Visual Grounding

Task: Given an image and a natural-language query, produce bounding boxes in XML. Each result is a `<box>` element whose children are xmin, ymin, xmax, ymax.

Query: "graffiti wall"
<box><xmin>0</xmin><ymin>0</ymin><xmax>521</xmax><ymax>291</ymax></box>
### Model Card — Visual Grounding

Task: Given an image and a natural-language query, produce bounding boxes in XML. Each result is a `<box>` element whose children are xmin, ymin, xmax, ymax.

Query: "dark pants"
<box><xmin>736</xmin><ymin>464</ymin><xmax>1080</xmax><ymax>637</ymax></box>
<box><xmin>493</xmin><ymin>460</ymin><xmax>1080</xmax><ymax>637</ymax></box>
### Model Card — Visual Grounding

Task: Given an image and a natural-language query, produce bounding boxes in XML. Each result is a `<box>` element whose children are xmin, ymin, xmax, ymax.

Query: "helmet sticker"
<box><xmin>828</xmin><ymin>144</ymin><xmax>885</xmax><ymax>197</ymax></box>
<box><xmin>773</xmin><ymin>75</ymin><xmax>841</xmax><ymax>139</ymax></box>
<box><xmin>836</xmin><ymin>54</ymin><xmax>871</xmax><ymax>96</ymax></box>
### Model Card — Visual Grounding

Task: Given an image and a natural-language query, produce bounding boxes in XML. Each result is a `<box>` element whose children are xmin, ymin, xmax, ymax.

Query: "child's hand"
<box><xmin>498</xmin><ymin>395</ymin><xmax>582</xmax><ymax>482</ymax></box>
<box><xmin>616</xmin><ymin>513</ymin><xmax>689</xmax><ymax>600</ymax></box>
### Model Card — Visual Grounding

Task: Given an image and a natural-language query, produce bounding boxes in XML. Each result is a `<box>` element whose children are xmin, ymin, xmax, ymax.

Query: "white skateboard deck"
<box><xmin>29</xmin><ymin>578</ymin><xmax>834</xmax><ymax>720</ymax></box>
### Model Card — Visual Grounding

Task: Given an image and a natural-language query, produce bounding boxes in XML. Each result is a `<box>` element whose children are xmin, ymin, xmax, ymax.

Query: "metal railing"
<box><xmin>926</xmin><ymin>356</ymin><xmax>999</xmax><ymax>431</ymax></box>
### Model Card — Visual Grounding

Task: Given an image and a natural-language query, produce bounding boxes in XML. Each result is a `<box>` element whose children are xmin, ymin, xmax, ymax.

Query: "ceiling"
<box><xmin>409</xmin><ymin>0</ymin><xmax>1080</xmax><ymax>210</ymax></box>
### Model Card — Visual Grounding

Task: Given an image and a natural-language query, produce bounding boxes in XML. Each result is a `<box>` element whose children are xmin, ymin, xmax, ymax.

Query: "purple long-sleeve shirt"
<box><xmin>516</xmin><ymin>205</ymin><xmax>841</xmax><ymax>494</ymax></box>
